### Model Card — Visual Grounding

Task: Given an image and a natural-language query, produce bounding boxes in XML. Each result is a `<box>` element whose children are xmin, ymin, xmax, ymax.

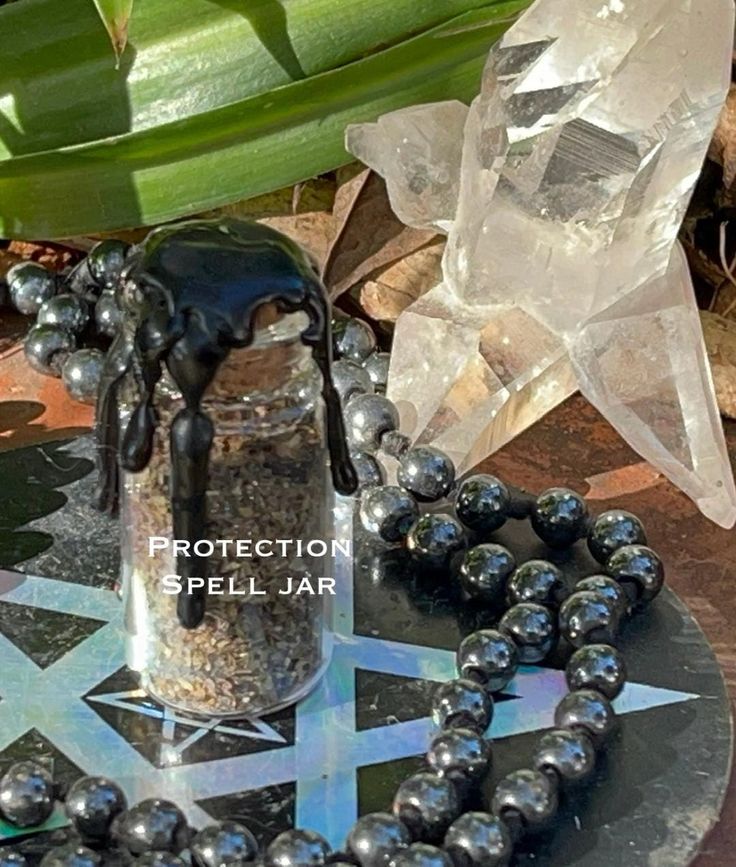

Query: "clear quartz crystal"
<box><xmin>347</xmin><ymin>0</ymin><xmax>736</xmax><ymax>527</ymax></box>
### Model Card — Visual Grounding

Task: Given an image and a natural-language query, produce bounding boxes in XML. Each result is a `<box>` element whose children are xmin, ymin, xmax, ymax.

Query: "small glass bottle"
<box><xmin>97</xmin><ymin>219</ymin><xmax>356</xmax><ymax>717</ymax></box>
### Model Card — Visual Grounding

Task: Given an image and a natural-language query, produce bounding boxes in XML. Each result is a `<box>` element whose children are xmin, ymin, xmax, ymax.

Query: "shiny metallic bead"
<box><xmin>392</xmin><ymin>772</ymin><xmax>461</xmax><ymax>843</ymax></box>
<box><xmin>406</xmin><ymin>513</ymin><xmax>466</xmax><ymax>570</ymax></box>
<box><xmin>606</xmin><ymin>544</ymin><xmax>664</xmax><ymax>604</ymax></box>
<box><xmin>37</xmin><ymin>294</ymin><xmax>88</xmax><ymax>334</ymax></box>
<box><xmin>458</xmin><ymin>545</ymin><xmax>515</xmax><ymax>604</ymax></box>
<box><xmin>351</xmin><ymin>450</ymin><xmax>385</xmax><ymax>491</ymax></box>
<box><xmin>432</xmin><ymin>678</ymin><xmax>493</xmax><ymax>732</ymax></box>
<box><xmin>554</xmin><ymin>689</ymin><xmax>616</xmax><ymax>744</ymax></box>
<box><xmin>498</xmin><ymin>603</ymin><xmax>556</xmax><ymax>664</ymax></box>
<box><xmin>388</xmin><ymin>844</ymin><xmax>452</xmax><ymax>867</ymax></box>
<box><xmin>333</xmin><ymin>359</ymin><xmax>374</xmax><ymax>404</ymax></box>
<box><xmin>0</xmin><ymin>760</ymin><xmax>54</xmax><ymax>828</ymax></box>
<box><xmin>0</xmin><ymin>853</ymin><xmax>27</xmax><ymax>867</ymax></box>
<box><xmin>88</xmin><ymin>239</ymin><xmax>130</xmax><ymax>289</ymax></box>
<box><xmin>456</xmin><ymin>629</ymin><xmax>518</xmax><ymax>693</ymax></box>
<box><xmin>507</xmin><ymin>560</ymin><xmax>565</xmax><ymax>607</ymax></box>
<box><xmin>530</xmin><ymin>488</ymin><xmax>589</xmax><ymax>549</ymax></box>
<box><xmin>347</xmin><ymin>812</ymin><xmax>411</xmax><ymax>867</ymax></box>
<box><xmin>134</xmin><ymin>856</ymin><xmax>185</xmax><ymax>867</ymax></box>
<box><xmin>94</xmin><ymin>289</ymin><xmax>122</xmax><ymax>337</ymax></box>
<box><xmin>574</xmin><ymin>575</ymin><xmax>628</xmax><ymax>616</ymax></box>
<box><xmin>532</xmin><ymin>729</ymin><xmax>596</xmax><ymax>784</ymax></box>
<box><xmin>363</xmin><ymin>352</ymin><xmax>391</xmax><ymax>393</ymax></box>
<box><xmin>380</xmin><ymin>430</ymin><xmax>411</xmax><ymax>459</ymax></box>
<box><xmin>7</xmin><ymin>262</ymin><xmax>56</xmax><ymax>315</ymax></box>
<box><xmin>110</xmin><ymin>799</ymin><xmax>189</xmax><ymax>855</ymax></box>
<box><xmin>426</xmin><ymin>727</ymin><xmax>492</xmax><ymax>784</ymax></box>
<box><xmin>24</xmin><ymin>324</ymin><xmax>75</xmax><ymax>376</ymax></box>
<box><xmin>443</xmin><ymin>812</ymin><xmax>513</xmax><ymax>867</ymax></box>
<box><xmin>398</xmin><ymin>447</ymin><xmax>455</xmax><ymax>502</ymax></box>
<box><xmin>345</xmin><ymin>394</ymin><xmax>400</xmax><ymax>452</ymax></box>
<box><xmin>587</xmin><ymin>510</ymin><xmax>647</xmax><ymax>564</ymax></box>
<box><xmin>65</xmin><ymin>775</ymin><xmax>127</xmax><ymax>842</ymax></box>
<box><xmin>266</xmin><ymin>829</ymin><xmax>331</xmax><ymax>867</ymax></box>
<box><xmin>566</xmin><ymin>644</ymin><xmax>627</xmax><ymax>700</ymax></box>
<box><xmin>360</xmin><ymin>486</ymin><xmax>419</xmax><ymax>543</ymax></box>
<box><xmin>454</xmin><ymin>475</ymin><xmax>510</xmax><ymax>534</ymax></box>
<box><xmin>39</xmin><ymin>844</ymin><xmax>100</xmax><ymax>867</ymax></box>
<box><xmin>490</xmin><ymin>769</ymin><xmax>558</xmax><ymax>831</ymax></box>
<box><xmin>62</xmin><ymin>349</ymin><xmax>105</xmax><ymax>404</ymax></box>
<box><xmin>333</xmin><ymin>317</ymin><xmax>377</xmax><ymax>363</ymax></box>
<box><xmin>558</xmin><ymin>591</ymin><xmax>619</xmax><ymax>648</ymax></box>
<box><xmin>191</xmin><ymin>821</ymin><xmax>259</xmax><ymax>867</ymax></box>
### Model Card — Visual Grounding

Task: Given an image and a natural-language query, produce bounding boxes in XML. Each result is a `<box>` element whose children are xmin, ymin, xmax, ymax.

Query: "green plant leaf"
<box><xmin>0</xmin><ymin>0</ymin><xmax>530</xmax><ymax>238</ymax></box>
<box><xmin>93</xmin><ymin>0</ymin><xmax>134</xmax><ymax>61</ymax></box>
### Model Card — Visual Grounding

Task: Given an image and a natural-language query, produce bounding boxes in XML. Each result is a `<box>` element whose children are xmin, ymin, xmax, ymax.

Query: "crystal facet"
<box><xmin>347</xmin><ymin>0</ymin><xmax>736</xmax><ymax>527</ymax></box>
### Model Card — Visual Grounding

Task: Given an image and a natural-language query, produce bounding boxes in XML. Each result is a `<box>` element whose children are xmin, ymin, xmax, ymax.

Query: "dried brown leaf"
<box><xmin>701</xmin><ymin>310</ymin><xmax>736</xmax><ymax>419</ymax></box>
<box><xmin>710</xmin><ymin>84</ymin><xmax>736</xmax><ymax>188</ymax></box>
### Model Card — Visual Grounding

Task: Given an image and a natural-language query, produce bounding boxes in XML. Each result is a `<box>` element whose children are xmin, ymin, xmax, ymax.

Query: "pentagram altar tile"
<box><xmin>0</xmin><ymin>435</ymin><xmax>731</xmax><ymax>866</ymax></box>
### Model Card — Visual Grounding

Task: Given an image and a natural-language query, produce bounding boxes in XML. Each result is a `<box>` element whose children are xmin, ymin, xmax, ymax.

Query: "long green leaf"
<box><xmin>93</xmin><ymin>0</ymin><xmax>135</xmax><ymax>61</ymax></box>
<box><xmin>0</xmin><ymin>1</ymin><xmax>530</xmax><ymax>238</ymax></box>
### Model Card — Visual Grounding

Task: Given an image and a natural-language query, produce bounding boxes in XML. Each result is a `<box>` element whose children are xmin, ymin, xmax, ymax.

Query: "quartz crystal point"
<box><xmin>347</xmin><ymin>0</ymin><xmax>736</xmax><ymax>527</ymax></box>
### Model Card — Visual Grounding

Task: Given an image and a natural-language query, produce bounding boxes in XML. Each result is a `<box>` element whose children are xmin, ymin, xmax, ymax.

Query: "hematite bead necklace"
<box><xmin>0</xmin><ymin>316</ymin><xmax>664</xmax><ymax>866</ymax></box>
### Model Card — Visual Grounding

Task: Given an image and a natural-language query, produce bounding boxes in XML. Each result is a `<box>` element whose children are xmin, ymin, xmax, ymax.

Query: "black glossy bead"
<box><xmin>37</xmin><ymin>294</ymin><xmax>88</xmax><ymax>334</ymax></box>
<box><xmin>333</xmin><ymin>317</ymin><xmax>377</xmax><ymax>363</ymax></box>
<box><xmin>532</xmin><ymin>729</ymin><xmax>596</xmax><ymax>783</ymax></box>
<box><xmin>392</xmin><ymin>772</ymin><xmax>461</xmax><ymax>843</ymax></box>
<box><xmin>507</xmin><ymin>560</ymin><xmax>565</xmax><ymax>607</ymax></box>
<box><xmin>39</xmin><ymin>845</ymin><xmax>100</xmax><ymax>867</ymax></box>
<box><xmin>333</xmin><ymin>359</ymin><xmax>374</xmax><ymax>404</ymax></box>
<box><xmin>398</xmin><ymin>447</ymin><xmax>455</xmax><ymax>502</ymax></box>
<box><xmin>191</xmin><ymin>821</ymin><xmax>259</xmax><ymax>867</ymax></box>
<box><xmin>530</xmin><ymin>488</ymin><xmax>589</xmax><ymax>549</ymax></box>
<box><xmin>406</xmin><ymin>514</ymin><xmax>466</xmax><ymax>570</ymax></box>
<box><xmin>110</xmin><ymin>799</ymin><xmax>189</xmax><ymax>855</ymax></box>
<box><xmin>345</xmin><ymin>394</ymin><xmax>399</xmax><ymax>452</ymax></box>
<box><xmin>456</xmin><ymin>629</ymin><xmax>518</xmax><ymax>693</ymax></box>
<box><xmin>574</xmin><ymin>575</ymin><xmax>628</xmax><ymax>616</ymax></box>
<box><xmin>266</xmin><ymin>829</ymin><xmax>331</xmax><ymax>867</ymax></box>
<box><xmin>454</xmin><ymin>475</ymin><xmax>510</xmax><ymax>534</ymax></box>
<box><xmin>388</xmin><ymin>844</ymin><xmax>452</xmax><ymax>867</ymax></box>
<box><xmin>606</xmin><ymin>544</ymin><xmax>664</xmax><ymax>604</ymax></box>
<box><xmin>566</xmin><ymin>644</ymin><xmax>627</xmax><ymax>700</ymax></box>
<box><xmin>498</xmin><ymin>603</ymin><xmax>556</xmax><ymax>664</ymax></box>
<box><xmin>490</xmin><ymin>769</ymin><xmax>558</xmax><ymax>831</ymax></box>
<box><xmin>443</xmin><ymin>812</ymin><xmax>513</xmax><ymax>867</ymax></box>
<box><xmin>134</xmin><ymin>856</ymin><xmax>185</xmax><ymax>867</ymax></box>
<box><xmin>88</xmin><ymin>239</ymin><xmax>130</xmax><ymax>289</ymax></box>
<box><xmin>94</xmin><ymin>289</ymin><xmax>122</xmax><ymax>337</ymax></box>
<box><xmin>24</xmin><ymin>324</ymin><xmax>76</xmax><ymax>376</ymax></box>
<box><xmin>0</xmin><ymin>852</ymin><xmax>27</xmax><ymax>867</ymax></box>
<box><xmin>347</xmin><ymin>812</ymin><xmax>411</xmax><ymax>867</ymax></box>
<box><xmin>360</xmin><ymin>486</ymin><xmax>419</xmax><ymax>543</ymax></box>
<box><xmin>458</xmin><ymin>545</ymin><xmax>515</xmax><ymax>604</ymax></box>
<box><xmin>351</xmin><ymin>450</ymin><xmax>385</xmax><ymax>491</ymax></box>
<box><xmin>554</xmin><ymin>689</ymin><xmax>616</xmax><ymax>744</ymax></box>
<box><xmin>558</xmin><ymin>591</ymin><xmax>619</xmax><ymax>648</ymax></box>
<box><xmin>587</xmin><ymin>510</ymin><xmax>647</xmax><ymax>564</ymax></box>
<box><xmin>7</xmin><ymin>262</ymin><xmax>56</xmax><ymax>315</ymax></box>
<box><xmin>363</xmin><ymin>352</ymin><xmax>391</xmax><ymax>393</ymax></box>
<box><xmin>65</xmin><ymin>775</ymin><xmax>127</xmax><ymax>842</ymax></box>
<box><xmin>0</xmin><ymin>760</ymin><xmax>54</xmax><ymax>828</ymax></box>
<box><xmin>427</xmin><ymin>727</ymin><xmax>491</xmax><ymax>785</ymax></box>
<box><xmin>432</xmin><ymin>678</ymin><xmax>493</xmax><ymax>732</ymax></box>
<box><xmin>62</xmin><ymin>349</ymin><xmax>105</xmax><ymax>404</ymax></box>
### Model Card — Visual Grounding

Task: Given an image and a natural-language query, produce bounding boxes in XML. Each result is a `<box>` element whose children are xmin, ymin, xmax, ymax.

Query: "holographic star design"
<box><xmin>0</xmin><ymin>504</ymin><xmax>697</xmax><ymax>846</ymax></box>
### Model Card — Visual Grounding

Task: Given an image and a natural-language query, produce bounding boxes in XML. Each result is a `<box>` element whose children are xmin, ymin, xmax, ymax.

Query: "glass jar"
<box><xmin>119</xmin><ymin>312</ymin><xmax>334</xmax><ymax>717</ymax></box>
